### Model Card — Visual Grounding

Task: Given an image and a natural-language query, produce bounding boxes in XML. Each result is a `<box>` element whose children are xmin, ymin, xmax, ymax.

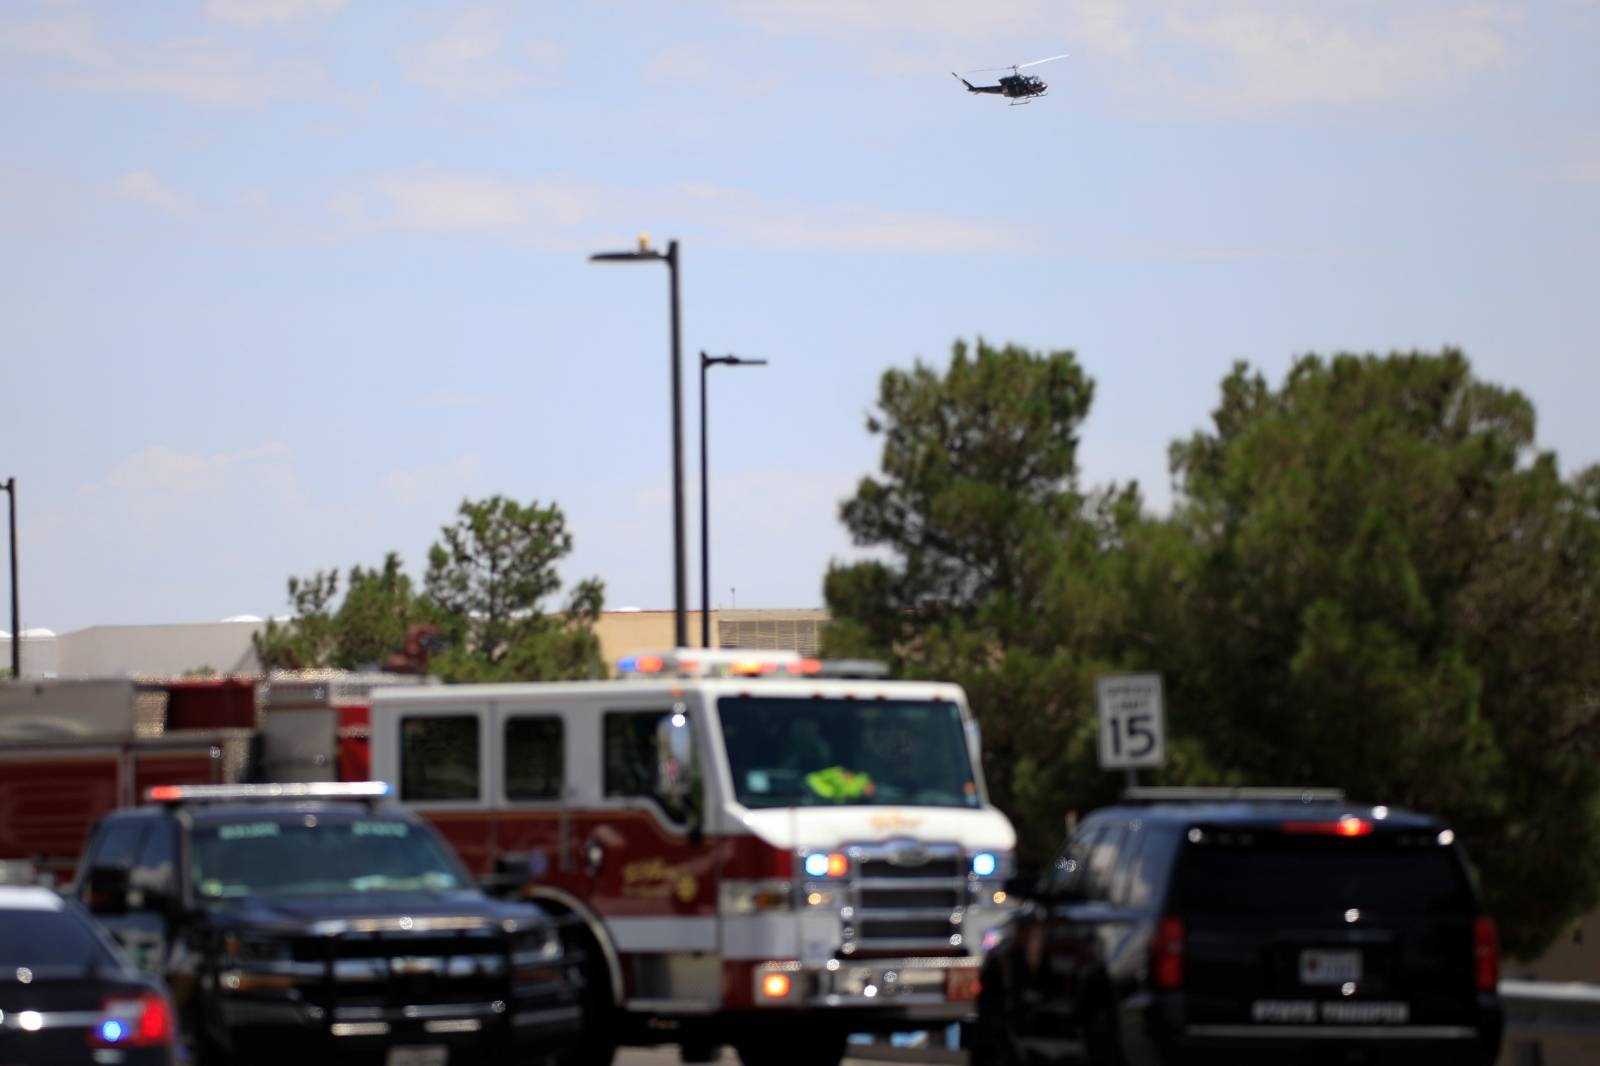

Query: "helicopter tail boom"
<box><xmin>952</xmin><ymin>73</ymin><xmax>1002</xmax><ymax>94</ymax></box>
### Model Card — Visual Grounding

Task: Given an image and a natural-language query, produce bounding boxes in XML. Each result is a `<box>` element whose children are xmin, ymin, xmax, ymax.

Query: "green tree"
<box><xmin>1161</xmin><ymin>350</ymin><xmax>1600</xmax><ymax>957</ymax></box>
<box><xmin>823</xmin><ymin>339</ymin><xmax>1145</xmax><ymax>856</ymax></box>
<box><xmin>255</xmin><ymin>498</ymin><xmax>606</xmax><ymax>683</ymax></box>
<box><xmin>423</xmin><ymin>496</ymin><xmax>607</xmax><ymax>682</ymax></box>
<box><xmin>333</xmin><ymin>552</ymin><xmax>420</xmax><ymax>669</ymax></box>
<box><xmin>252</xmin><ymin>569</ymin><xmax>340</xmax><ymax>670</ymax></box>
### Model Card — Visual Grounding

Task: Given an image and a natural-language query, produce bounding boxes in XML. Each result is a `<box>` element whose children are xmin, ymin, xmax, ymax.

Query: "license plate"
<box><xmin>386</xmin><ymin>1048</ymin><xmax>448</xmax><ymax>1066</ymax></box>
<box><xmin>1299</xmin><ymin>949</ymin><xmax>1361</xmax><ymax>985</ymax></box>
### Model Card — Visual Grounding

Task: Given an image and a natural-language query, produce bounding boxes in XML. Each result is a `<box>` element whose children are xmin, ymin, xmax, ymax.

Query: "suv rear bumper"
<box><xmin>1125</xmin><ymin>992</ymin><xmax>1502</xmax><ymax>1066</ymax></box>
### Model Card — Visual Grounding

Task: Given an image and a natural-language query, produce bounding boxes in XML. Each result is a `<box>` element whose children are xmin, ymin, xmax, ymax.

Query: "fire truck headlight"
<box><xmin>720</xmin><ymin>881</ymin><xmax>792</xmax><ymax>914</ymax></box>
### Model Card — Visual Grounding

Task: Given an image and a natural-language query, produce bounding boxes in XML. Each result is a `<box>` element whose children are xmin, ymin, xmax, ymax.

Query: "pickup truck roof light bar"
<box><xmin>145</xmin><ymin>781</ymin><xmax>392</xmax><ymax>807</ymax></box>
<box><xmin>1120</xmin><ymin>786</ymin><xmax>1347</xmax><ymax>805</ymax></box>
<box><xmin>618</xmin><ymin>649</ymin><xmax>890</xmax><ymax>680</ymax></box>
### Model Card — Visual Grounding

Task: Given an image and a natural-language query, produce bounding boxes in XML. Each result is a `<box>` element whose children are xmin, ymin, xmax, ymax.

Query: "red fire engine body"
<box><xmin>367</xmin><ymin>650</ymin><xmax>1018</xmax><ymax>1063</ymax></box>
<box><xmin>0</xmin><ymin>673</ymin><xmax>424</xmax><ymax>886</ymax></box>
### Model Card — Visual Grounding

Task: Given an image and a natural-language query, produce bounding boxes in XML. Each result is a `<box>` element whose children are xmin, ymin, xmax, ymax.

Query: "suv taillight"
<box><xmin>1152</xmin><ymin>915</ymin><xmax>1184</xmax><ymax>990</ymax></box>
<box><xmin>1474</xmin><ymin>917</ymin><xmax>1499</xmax><ymax>992</ymax></box>
<box><xmin>88</xmin><ymin>991</ymin><xmax>173</xmax><ymax>1048</ymax></box>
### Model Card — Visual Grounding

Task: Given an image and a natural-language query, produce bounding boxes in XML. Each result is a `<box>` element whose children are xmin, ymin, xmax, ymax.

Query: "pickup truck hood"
<box><xmin>209</xmin><ymin>889</ymin><xmax>545</xmax><ymax>933</ymax></box>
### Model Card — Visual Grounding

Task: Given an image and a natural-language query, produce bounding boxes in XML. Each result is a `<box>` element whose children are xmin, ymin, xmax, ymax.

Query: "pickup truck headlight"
<box><xmin>512</xmin><ymin>925</ymin><xmax>562</xmax><ymax>965</ymax></box>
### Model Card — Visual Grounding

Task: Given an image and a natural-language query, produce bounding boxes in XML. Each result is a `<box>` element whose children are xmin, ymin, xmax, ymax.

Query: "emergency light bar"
<box><xmin>144</xmin><ymin>782</ymin><xmax>392</xmax><ymax>805</ymax></box>
<box><xmin>617</xmin><ymin>649</ymin><xmax>890</xmax><ymax>680</ymax></box>
<box><xmin>1121</xmin><ymin>786</ymin><xmax>1347</xmax><ymax>804</ymax></box>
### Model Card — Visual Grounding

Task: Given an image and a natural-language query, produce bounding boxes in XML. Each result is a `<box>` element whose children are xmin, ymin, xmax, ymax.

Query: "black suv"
<box><xmin>72</xmin><ymin>783</ymin><xmax>580</xmax><ymax>1066</ymax></box>
<box><xmin>972</xmin><ymin>788</ymin><xmax>1503</xmax><ymax>1066</ymax></box>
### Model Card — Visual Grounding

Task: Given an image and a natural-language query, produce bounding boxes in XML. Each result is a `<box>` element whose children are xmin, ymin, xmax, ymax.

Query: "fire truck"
<box><xmin>367</xmin><ymin>649</ymin><xmax>1018</xmax><ymax>1066</ymax></box>
<box><xmin>0</xmin><ymin>672</ymin><xmax>428</xmax><ymax>886</ymax></box>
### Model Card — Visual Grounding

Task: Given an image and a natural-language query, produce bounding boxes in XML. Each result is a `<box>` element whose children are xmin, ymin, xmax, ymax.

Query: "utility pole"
<box><xmin>3</xmin><ymin>478</ymin><xmax>17</xmax><ymax>678</ymax></box>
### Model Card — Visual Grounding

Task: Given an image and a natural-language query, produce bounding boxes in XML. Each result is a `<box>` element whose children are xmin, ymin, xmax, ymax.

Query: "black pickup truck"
<box><xmin>72</xmin><ymin>782</ymin><xmax>580</xmax><ymax>1066</ymax></box>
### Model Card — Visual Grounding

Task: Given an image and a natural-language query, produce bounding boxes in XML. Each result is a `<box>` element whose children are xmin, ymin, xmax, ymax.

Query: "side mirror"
<box><xmin>655</xmin><ymin>708</ymin><xmax>702</xmax><ymax>830</ymax></box>
<box><xmin>84</xmin><ymin>866</ymin><xmax>131</xmax><ymax>916</ymax></box>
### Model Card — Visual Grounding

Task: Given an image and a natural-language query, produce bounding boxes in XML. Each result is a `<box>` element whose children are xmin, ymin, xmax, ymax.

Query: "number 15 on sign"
<box><xmin>1096</xmin><ymin>673</ymin><xmax>1166</xmax><ymax>770</ymax></box>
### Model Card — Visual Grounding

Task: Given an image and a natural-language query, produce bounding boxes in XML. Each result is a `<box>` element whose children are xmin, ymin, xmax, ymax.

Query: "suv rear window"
<box><xmin>1170</xmin><ymin>832</ymin><xmax>1471</xmax><ymax>914</ymax></box>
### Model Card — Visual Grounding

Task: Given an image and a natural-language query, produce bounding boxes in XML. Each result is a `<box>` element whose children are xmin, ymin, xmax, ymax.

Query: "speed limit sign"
<box><xmin>1096</xmin><ymin>673</ymin><xmax>1166</xmax><ymax>770</ymax></box>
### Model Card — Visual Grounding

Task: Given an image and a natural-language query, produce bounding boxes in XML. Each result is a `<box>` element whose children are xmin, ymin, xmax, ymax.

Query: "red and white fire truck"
<box><xmin>367</xmin><ymin>649</ymin><xmax>1018</xmax><ymax>1065</ymax></box>
<box><xmin>0</xmin><ymin>673</ymin><xmax>426</xmax><ymax>886</ymax></box>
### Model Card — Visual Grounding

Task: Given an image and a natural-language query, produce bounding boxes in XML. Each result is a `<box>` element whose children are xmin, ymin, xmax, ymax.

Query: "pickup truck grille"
<box><xmin>842</xmin><ymin>842</ymin><xmax>966</xmax><ymax>956</ymax></box>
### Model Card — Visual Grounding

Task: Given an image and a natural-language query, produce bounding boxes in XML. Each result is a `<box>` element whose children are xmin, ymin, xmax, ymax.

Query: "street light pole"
<box><xmin>590</xmin><ymin>237</ymin><xmax>689</xmax><ymax>647</ymax></box>
<box><xmin>699</xmin><ymin>354</ymin><xmax>767</xmax><ymax>648</ymax></box>
<box><xmin>2</xmin><ymin>478</ymin><xmax>17</xmax><ymax>678</ymax></box>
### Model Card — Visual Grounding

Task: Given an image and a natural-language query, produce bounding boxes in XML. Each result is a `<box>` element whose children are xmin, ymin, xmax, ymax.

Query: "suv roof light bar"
<box><xmin>618</xmin><ymin>649</ymin><xmax>890</xmax><ymax>680</ymax></box>
<box><xmin>145</xmin><ymin>782</ymin><xmax>392</xmax><ymax>807</ymax></box>
<box><xmin>1121</xmin><ymin>786</ymin><xmax>1347</xmax><ymax>805</ymax></box>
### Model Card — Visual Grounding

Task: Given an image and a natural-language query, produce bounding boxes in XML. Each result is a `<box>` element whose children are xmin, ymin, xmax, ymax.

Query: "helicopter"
<box><xmin>952</xmin><ymin>53</ymin><xmax>1069</xmax><ymax>104</ymax></box>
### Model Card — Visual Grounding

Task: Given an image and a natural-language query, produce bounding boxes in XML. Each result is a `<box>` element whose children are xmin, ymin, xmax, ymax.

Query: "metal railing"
<box><xmin>1500</xmin><ymin>978</ymin><xmax>1600</xmax><ymax>1038</ymax></box>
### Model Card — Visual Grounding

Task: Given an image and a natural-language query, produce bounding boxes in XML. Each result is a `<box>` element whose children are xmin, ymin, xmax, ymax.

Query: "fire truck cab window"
<box><xmin>505</xmin><ymin>716</ymin><xmax>564</xmax><ymax>801</ymax></box>
<box><xmin>719</xmin><ymin>696</ymin><xmax>980</xmax><ymax>809</ymax></box>
<box><xmin>604</xmin><ymin>711</ymin><xmax>701</xmax><ymax>826</ymax></box>
<box><xmin>400</xmin><ymin>715</ymin><xmax>480</xmax><ymax>801</ymax></box>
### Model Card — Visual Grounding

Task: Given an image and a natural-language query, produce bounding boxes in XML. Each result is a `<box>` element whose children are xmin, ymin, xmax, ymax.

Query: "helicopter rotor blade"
<box><xmin>1015</xmin><ymin>52</ymin><xmax>1069</xmax><ymax>69</ymax></box>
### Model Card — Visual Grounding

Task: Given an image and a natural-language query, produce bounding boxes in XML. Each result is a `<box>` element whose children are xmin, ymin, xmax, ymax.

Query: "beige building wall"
<box><xmin>593</xmin><ymin>608</ymin><xmax>831</xmax><ymax>667</ymax></box>
<box><xmin>24</xmin><ymin>609</ymin><xmax>833</xmax><ymax>681</ymax></box>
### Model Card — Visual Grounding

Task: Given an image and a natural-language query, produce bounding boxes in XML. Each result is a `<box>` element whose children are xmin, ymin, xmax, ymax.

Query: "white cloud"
<box><xmin>380</xmin><ymin>456</ymin><xmax>485</xmax><ymax>506</ymax></box>
<box><xmin>672</xmin><ymin>185</ymin><xmax>1032</xmax><ymax>254</ymax></box>
<box><xmin>0</xmin><ymin>7</ymin><xmax>328</xmax><ymax>104</ymax></box>
<box><xmin>732</xmin><ymin>0</ymin><xmax>1522</xmax><ymax>113</ymax></box>
<box><xmin>205</xmin><ymin>0</ymin><xmax>349</xmax><ymax>29</ymax></box>
<box><xmin>401</xmin><ymin>4</ymin><xmax>561</xmax><ymax>98</ymax></box>
<box><xmin>113</xmin><ymin>170</ymin><xmax>192</xmax><ymax>215</ymax></box>
<box><xmin>371</xmin><ymin>172</ymin><xmax>597</xmax><ymax>234</ymax></box>
<box><xmin>86</xmin><ymin>442</ymin><xmax>305</xmax><ymax>543</ymax></box>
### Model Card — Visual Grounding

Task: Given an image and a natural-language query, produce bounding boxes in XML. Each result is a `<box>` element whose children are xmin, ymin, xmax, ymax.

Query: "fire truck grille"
<box><xmin>844</xmin><ymin>842</ymin><xmax>966</xmax><ymax>954</ymax></box>
<box><xmin>859</xmin><ymin>888</ymin><xmax>961</xmax><ymax>910</ymax></box>
<box><xmin>858</xmin><ymin>858</ymin><xmax>963</xmax><ymax>879</ymax></box>
<box><xmin>857</xmin><ymin>918</ymin><xmax>957</xmax><ymax>941</ymax></box>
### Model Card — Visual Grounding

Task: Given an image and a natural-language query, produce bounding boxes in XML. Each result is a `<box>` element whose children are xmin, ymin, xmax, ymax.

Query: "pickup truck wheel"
<box><xmin>555</xmin><ymin>930</ymin><xmax>617</xmax><ymax>1066</ymax></box>
<box><xmin>1082</xmin><ymin>990</ymin><xmax>1125</xmax><ymax>1066</ymax></box>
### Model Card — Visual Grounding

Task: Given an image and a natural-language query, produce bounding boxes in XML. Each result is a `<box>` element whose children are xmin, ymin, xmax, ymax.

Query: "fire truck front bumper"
<box><xmin>746</xmin><ymin>956</ymin><xmax>983</xmax><ymax>1020</ymax></box>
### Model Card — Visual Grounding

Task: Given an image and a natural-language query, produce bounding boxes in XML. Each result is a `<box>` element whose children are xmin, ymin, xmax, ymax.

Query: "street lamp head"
<box><xmin>702</xmin><ymin>353</ymin><xmax>769</xmax><ymax>368</ymax></box>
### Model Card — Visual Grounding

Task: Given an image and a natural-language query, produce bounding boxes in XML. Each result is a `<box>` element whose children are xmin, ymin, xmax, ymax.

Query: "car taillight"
<box><xmin>1151</xmin><ymin>915</ymin><xmax>1184</xmax><ymax>990</ymax></box>
<box><xmin>1474</xmin><ymin>917</ymin><xmax>1499</xmax><ymax>992</ymax></box>
<box><xmin>89</xmin><ymin>991</ymin><xmax>173</xmax><ymax>1048</ymax></box>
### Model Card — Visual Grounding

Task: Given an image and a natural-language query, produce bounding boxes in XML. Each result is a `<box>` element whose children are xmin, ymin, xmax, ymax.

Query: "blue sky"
<box><xmin>3</xmin><ymin>0</ymin><xmax>1597</xmax><ymax>632</ymax></box>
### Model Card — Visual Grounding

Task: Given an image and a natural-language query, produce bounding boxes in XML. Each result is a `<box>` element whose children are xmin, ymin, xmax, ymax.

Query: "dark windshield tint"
<box><xmin>190</xmin><ymin>816</ymin><xmax>468</xmax><ymax>901</ymax></box>
<box><xmin>0</xmin><ymin>906</ymin><xmax>120</xmax><ymax>970</ymax></box>
<box><xmin>1171</xmin><ymin>834</ymin><xmax>1471</xmax><ymax>914</ymax></box>
<box><xmin>719</xmin><ymin>697</ymin><xmax>980</xmax><ymax>809</ymax></box>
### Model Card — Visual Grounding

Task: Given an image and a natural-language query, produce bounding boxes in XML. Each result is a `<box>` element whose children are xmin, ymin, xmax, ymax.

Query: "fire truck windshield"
<box><xmin>189</xmin><ymin>816</ymin><xmax>469</xmax><ymax>901</ymax></box>
<box><xmin>718</xmin><ymin>696</ymin><xmax>981</xmax><ymax>809</ymax></box>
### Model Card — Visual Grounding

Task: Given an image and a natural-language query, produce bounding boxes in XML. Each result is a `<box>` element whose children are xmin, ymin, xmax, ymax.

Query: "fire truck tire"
<box><xmin>679</xmin><ymin>1039</ymin><xmax>721</xmax><ymax>1062</ymax></box>
<box><xmin>735</xmin><ymin>1026</ymin><xmax>845</xmax><ymax>1066</ymax></box>
<box><xmin>558</xmin><ymin>929</ymin><xmax>618</xmax><ymax>1066</ymax></box>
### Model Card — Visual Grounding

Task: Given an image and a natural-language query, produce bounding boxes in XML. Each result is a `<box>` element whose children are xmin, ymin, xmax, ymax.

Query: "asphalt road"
<box><xmin>615</xmin><ymin>1044</ymin><xmax>961</xmax><ymax>1066</ymax></box>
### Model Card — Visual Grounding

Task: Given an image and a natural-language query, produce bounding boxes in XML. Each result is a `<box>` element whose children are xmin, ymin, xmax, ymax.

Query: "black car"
<box><xmin>0</xmin><ymin>884</ymin><xmax>179</xmax><ymax>1065</ymax></box>
<box><xmin>72</xmin><ymin>782</ymin><xmax>580</xmax><ymax>1066</ymax></box>
<box><xmin>972</xmin><ymin>788</ymin><xmax>1503</xmax><ymax>1066</ymax></box>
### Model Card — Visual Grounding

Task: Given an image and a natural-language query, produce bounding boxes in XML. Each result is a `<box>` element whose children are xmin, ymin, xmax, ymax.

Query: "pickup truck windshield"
<box><xmin>190</xmin><ymin>817</ymin><xmax>468</xmax><ymax>901</ymax></box>
<box><xmin>719</xmin><ymin>696</ymin><xmax>981</xmax><ymax>809</ymax></box>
